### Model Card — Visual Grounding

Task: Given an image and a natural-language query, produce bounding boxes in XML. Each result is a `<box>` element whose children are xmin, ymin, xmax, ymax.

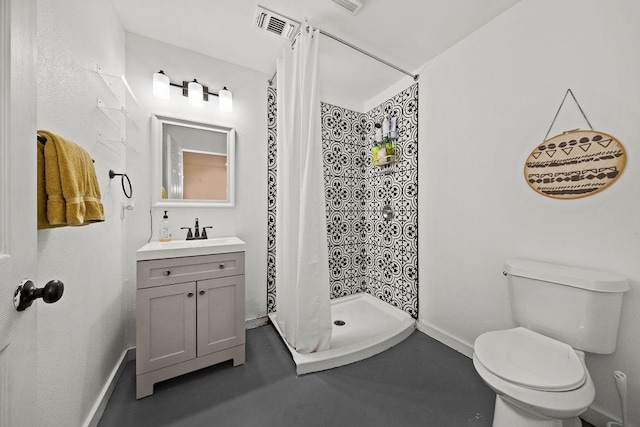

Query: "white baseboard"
<box><xmin>246</xmin><ymin>314</ymin><xmax>269</xmax><ymax>329</ymax></box>
<box><xmin>416</xmin><ymin>320</ymin><xmax>474</xmax><ymax>358</ymax></box>
<box><xmin>84</xmin><ymin>347</ymin><xmax>135</xmax><ymax>427</ymax></box>
<box><xmin>582</xmin><ymin>404</ymin><xmax>632</xmax><ymax>427</ymax></box>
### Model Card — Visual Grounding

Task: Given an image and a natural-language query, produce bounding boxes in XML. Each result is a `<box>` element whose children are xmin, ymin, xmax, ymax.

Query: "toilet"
<box><xmin>473</xmin><ymin>259</ymin><xmax>629</xmax><ymax>427</ymax></box>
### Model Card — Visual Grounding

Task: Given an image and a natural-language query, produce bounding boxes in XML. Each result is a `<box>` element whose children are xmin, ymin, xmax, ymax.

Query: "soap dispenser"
<box><xmin>159</xmin><ymin>210</ymin><xmax>171</xmax><ymax>242</ymax></box>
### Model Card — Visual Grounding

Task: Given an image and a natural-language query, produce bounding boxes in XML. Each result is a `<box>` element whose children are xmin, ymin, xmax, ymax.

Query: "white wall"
<box><xmin>124</xmin><ymin>33</ymin><xmax>269</xmax><ymax>346</ymax></box>
<box><xmin>36</xmin><ymin>0</ymin><xmax>127</xmax><ymax>425</ymax></box>
<box><xmin>410</xmin><ymin>0</ymin><xmax>640</xmax><ymax>426</ymax></box>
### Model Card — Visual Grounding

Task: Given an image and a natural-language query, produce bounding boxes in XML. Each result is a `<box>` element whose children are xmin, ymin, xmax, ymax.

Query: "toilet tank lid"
<box><xmin>505</xmin><ymin>259</ymin><xmax>629</xmax><ymax>293</ymax></box>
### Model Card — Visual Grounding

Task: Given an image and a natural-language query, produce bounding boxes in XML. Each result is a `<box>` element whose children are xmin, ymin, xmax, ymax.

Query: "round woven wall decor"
<box><xmin>524</xmin><ymin>130</ymin><xmax>626</xmax><ymax>199</ymax></box>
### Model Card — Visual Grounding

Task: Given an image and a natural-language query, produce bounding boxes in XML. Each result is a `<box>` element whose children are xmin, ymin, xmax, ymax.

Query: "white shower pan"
<box><xmin>268</xmin><ymin>292</ymin><xmax>415</xmax><ymax>375</ymax></box>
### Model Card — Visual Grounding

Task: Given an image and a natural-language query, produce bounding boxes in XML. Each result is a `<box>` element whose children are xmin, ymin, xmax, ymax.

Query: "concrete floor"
<box><xmin>98</xmin><ymin>324</ymin><xmax>593</xmax><ymax>427</ymax></box>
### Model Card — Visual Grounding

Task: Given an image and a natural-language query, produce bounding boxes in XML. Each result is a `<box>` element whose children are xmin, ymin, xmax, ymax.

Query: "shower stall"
<box><xmin>266</xmin><ymin>25</ymin><xmax>419</xmax><ymax>374</ymax></box>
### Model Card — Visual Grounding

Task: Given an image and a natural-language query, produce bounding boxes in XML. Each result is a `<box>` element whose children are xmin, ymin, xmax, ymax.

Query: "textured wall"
<box><xmin>267</xmin><ymin>84</ymin><xmax>418</xmax><ymax>317</ymax></box>
<box><xmin>36</xmin><ymin>0</ymin><xmax>127</xmax><ymax>425</ymax></box>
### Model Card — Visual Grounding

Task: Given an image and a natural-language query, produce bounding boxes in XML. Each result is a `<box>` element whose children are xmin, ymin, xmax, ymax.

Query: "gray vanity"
<box><xmin>135</xmin><ymin>237</ymin><xmax>246</xmax><ymax>399</ymax></box>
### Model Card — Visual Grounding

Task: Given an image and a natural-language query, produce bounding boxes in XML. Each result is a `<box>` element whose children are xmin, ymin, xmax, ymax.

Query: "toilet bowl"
<box><xmin>473</xmin><ymin>327</ymin><xmax>595</xmax><ymax>427</ymax></box>
<box><xmin>473</xmin><ymin>259</ymin><xmax>629</xmax><ymax>427</ymax></box>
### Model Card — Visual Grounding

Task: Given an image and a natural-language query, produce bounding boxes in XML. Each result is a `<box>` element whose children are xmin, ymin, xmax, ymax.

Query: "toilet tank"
<box><xmin>505</xmin><ymin>259</ymin><xmax>629</xmax><ymax>354</ymax></box>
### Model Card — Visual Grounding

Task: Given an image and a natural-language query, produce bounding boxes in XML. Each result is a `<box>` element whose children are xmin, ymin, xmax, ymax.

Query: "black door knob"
<box><xmin>14</xmin><ymin>279</ymin><xmax>64</xmax><ymax>311</ymax></box>
<box><xmin>41</xmin><ymin>280</ymin><xmax>64</xmax><ymax>303</ymax></box>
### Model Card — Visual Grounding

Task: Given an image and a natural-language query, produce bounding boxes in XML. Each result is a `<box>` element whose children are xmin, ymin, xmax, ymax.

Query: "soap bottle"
<box><xmin>372</xmin><ymin>140</ymin><xmax>380</xmax><ymax>166</ymax></box>
<box><xmin>385</xmin><ymin>136</ymin><xmax>394</xmax><ymax>157</ymax></box>
<box><xmin>159</xmin><ymin>210</ymin><xmax>171</xmax><ymax>242</ymax></box>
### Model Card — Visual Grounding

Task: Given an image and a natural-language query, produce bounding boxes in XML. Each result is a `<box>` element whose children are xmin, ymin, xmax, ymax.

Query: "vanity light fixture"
<box><xmin>152</xmin><ymin>70</ymin><xmax>233</xmax><ymax>112</ymax></box>
<box><xmin>187</xmin><ymin>79</ymin><xmax>203</xmax><ymax>106</ymax></box>
<box><xmin>152</xmin><ymin>70</ymin><xmax>170</xmax><ymax>99</ymax></box>
<box><xmin>219</xmin><ymin>87</ymin><xmax>233</xmax><ymax>112</ymax></box>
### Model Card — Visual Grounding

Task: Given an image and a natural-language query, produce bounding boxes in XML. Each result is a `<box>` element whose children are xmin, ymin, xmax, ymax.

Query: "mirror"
<box><xmin>152</xmin><ymin>115</ymin><xmax>235</xmax><ymax>207</ymax></box>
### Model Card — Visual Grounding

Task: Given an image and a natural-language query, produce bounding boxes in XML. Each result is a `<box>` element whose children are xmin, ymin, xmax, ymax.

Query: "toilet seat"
<box><xmin>474</xmin><ymin>327</ymin><xmax>585</xmax><ymax>391</ymax></box>
<box><xmin>472</xmin><ymin>351</ymin><xmax>595</xmax><ymax>421</ymax></box>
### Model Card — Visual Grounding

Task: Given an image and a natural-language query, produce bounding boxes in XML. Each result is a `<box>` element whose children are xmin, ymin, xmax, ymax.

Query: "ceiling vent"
<box><xmin>330</xmin><ymin>0</ymin><xmax>367</xmax><ymax>15</ymax></box>
<box><xmin>254</xmin><ymin>6</ymin><xmax>300</xmax><ymax>39</ymax></box>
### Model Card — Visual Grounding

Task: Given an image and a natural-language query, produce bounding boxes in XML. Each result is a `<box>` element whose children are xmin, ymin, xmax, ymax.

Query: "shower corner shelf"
<box><xmin>372</xmin><ymin>134</ymin><xmax>399</xmax><ymax>168</ymax></box>
<box><xmin>374</xmin><ymin>154</ymin><xmax>397</xmax><ymax>167</ymax></box>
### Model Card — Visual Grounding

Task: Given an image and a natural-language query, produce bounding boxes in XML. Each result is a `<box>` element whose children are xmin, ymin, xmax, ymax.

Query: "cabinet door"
<box><xmin>136</xmin><ymin>282</ymin><xmax>197</xmax><ymax>374</ymax></box>
<box><xmin>196</xmin><ymin>276</ymin><xmax>245</xmax><ymax>357</ymax></box>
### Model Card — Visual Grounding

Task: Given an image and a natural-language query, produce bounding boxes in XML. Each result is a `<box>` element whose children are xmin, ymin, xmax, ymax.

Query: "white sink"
<box><xmin>136</xmin><ymin>237</ymin><xmax>246</xmax><ymax>261</ymax></box>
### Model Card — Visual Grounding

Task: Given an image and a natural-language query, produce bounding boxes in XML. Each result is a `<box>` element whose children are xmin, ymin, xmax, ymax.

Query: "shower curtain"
<box><xmin>275</xmin><ymin>26</ymin><xmax>332</xmax><ymax>354</ymax></box>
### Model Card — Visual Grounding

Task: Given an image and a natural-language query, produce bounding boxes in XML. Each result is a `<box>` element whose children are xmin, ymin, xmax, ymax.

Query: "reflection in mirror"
<box><xmin>181</xmin><ymin>150</ymin><xmax>227</xmax><ymax>200</ymax></box>
<box><xmin>152</xmin><ymin>115</ymin><xmax>235</xmax><ymax>207</ymax></box>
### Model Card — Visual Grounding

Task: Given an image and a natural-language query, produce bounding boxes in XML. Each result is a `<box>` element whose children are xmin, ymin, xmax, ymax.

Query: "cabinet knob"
<box><xmin>199</xmin><ymin>290</ymin><xmax>206</xmax><ymax>295</ymax></box>
<box><xmin>163</xmin><ymin>270</ymin><xmax>171</xmax><ymax>276</ymax></box>
<box><xmin>219</xmin><ymin>263</ymin><xmax>225</xmax><ymax>269</ymax></box>
<box><xmin>187</xmin><ymin>292</ymin><xmax>194</xmax><ymax>298</ymax></box>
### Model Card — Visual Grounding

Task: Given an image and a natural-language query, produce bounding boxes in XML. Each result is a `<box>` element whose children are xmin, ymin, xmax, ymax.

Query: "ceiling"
<box><xmin>112</xmin><ymin>0</ymin><xmax>521</xmax><ymax>110</ymax></box>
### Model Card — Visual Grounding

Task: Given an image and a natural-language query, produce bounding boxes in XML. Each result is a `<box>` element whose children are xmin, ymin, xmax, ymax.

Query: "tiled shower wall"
<box><xmin>267</xmin><ymin>84</ymin><xmax>418</xmax><ymax>318</ymax></box>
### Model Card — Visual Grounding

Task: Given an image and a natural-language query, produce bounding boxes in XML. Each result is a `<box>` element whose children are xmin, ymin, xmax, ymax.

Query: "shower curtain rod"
<box><xmin>267</xmin><ymin>28</ymin><xmax>420</xmax><ymax>86</ymax></box>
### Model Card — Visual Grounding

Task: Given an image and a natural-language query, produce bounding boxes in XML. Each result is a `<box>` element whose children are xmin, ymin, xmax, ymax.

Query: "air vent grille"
<box><xmin>254</xmin><ymin>6</ymin><xmax>300</xmax><ymax>39</ymax></box>
<box><xmin>330</xmin><ymin>0</ymin><xmax>366</xmax><ymax>15</ymax></box>
<box><xmin>267</xmin><ymin>17</ymin><xmax>286</xmax><ymax>35</ymax></box>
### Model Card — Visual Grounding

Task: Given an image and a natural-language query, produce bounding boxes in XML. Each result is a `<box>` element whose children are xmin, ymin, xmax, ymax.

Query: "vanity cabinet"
<box><xmin>136</xmin><ymin>252</ymin><xmax>245</xmax><ymax>399</ymax></box>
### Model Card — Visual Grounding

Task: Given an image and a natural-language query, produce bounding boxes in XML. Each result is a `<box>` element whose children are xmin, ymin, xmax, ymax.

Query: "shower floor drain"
<box><xmin>333</xmin><ymin>320</ymin><xmax>346</xmax><ymax>326</ymax></box>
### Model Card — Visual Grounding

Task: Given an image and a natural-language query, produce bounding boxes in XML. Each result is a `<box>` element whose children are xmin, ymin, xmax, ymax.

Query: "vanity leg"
<box><xmin>232</xmin><ymin>345</ymin><xmax>246</xmax><ymax>367</ymax></box>
<box><xmin>136</xmin><ymin>375</ymin><xmax>154</xmax><ymax>399</ymax></box>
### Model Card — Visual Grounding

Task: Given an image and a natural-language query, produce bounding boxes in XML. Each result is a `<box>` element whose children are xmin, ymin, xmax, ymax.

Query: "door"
<box><xmin>0</xmin><ymin>0</ymin><xmax>38</xmax><ymax>426</ymax></box>
<box><xmin>136</xmin><ymin>282</ymin><xmax>197</xmax><ymax>373</ymax></box>
<box><xmin>197</xmin><ymin>276</ymin><xmax>245</xmax><ymax>357</ymax></box>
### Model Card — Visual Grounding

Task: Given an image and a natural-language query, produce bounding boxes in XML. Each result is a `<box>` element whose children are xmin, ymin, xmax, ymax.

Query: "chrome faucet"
<box><xmin>194</xmin><ymin>218</ymin><xmax>200</xmax><ymax>239</ymax></box>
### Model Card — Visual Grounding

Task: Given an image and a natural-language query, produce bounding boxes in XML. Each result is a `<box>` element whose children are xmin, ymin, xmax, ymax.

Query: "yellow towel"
<box><xmin>37</xmin><ymin>130</ymin><xmax>105</xmax><ymax>228</ymax></box>
<box><xmin>37</xmin><ymin>142</ymin><xmax>62</xmax><ymax>229</ymax></box>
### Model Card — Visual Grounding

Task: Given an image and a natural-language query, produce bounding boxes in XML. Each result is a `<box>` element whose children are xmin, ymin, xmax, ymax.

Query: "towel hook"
<box><xmin>109</xmin><ymin>170</ymin><xmax>132</xmax><ymax>199</ymax></box>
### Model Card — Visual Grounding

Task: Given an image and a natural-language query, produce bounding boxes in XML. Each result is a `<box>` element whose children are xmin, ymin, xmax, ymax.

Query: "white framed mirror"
<box><xmin>151</xmin><ymin>115</ymin><xmax>236</xmax><ymax>207</ymax></box>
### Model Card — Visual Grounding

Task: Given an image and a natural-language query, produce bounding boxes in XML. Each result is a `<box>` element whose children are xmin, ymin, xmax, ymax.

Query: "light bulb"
<box><xmin>219</xmin><ymin>87</ymin><xmax>233</xmax><ymax>112</ymax></box>
<box><xmin>188</xmin><ymin>79</ymin><xmax>203</xmax><ymax>105</ymax></box>
<box><xmin>152</xmin><ymin>71</ymin><xmax>170</xmax><ymax>99</ymax></box>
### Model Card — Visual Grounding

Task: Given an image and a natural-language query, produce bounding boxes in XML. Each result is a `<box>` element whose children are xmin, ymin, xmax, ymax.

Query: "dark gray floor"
<box><xmin>98</xmin><ymin>325</ymin><xmax>592</xmax><ymax>427</ymax></box>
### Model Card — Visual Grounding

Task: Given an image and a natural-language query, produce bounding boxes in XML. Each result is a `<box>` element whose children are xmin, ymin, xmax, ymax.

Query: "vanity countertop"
<box><xmin>136</xmin><ymin>237</ymin><xmax>246</xmax><ymax>261</ymax></box>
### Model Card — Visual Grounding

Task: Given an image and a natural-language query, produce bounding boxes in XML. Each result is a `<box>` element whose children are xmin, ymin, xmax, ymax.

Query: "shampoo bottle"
<box><xmin>382</xmin><ymin>115</ymin><xmax>390</xmax><ymax>138</ymax></box>
<box><xmin>159</xmin><ymin>210</ymin><xmax>171</xmax><ymax>242</ymax></box>
<box><xmin>375</xmin><ymin>123</ymin><xmax>383</xmax><ymax>143</ymax></box>
<box><xmin>372</xmin><ymin>141</ymin><xmax>380</xmax><ymax>166</ymax></box>
<box><xmin>389</xmin><ymin>116</ymin><xmax>397</xmax><ymax>139</ymax></box>
<box><xmin>385</xmin><ymin>138</ymin><xmax>394</xmax><ymax>156</ymax></box>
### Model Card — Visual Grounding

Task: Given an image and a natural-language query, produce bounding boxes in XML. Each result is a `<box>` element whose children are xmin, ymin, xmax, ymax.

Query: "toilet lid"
<box><xmin>474</xmin><ymin>327</ymin><xmax>586</xmax><ymax>391</ymax></box>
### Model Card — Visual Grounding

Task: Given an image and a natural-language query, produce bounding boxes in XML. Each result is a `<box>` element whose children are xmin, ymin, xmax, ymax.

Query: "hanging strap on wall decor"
<box><xmin>543</xmin><ymin>89</ymin><xmax>594</xmax><ymax>141</ymax></box>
